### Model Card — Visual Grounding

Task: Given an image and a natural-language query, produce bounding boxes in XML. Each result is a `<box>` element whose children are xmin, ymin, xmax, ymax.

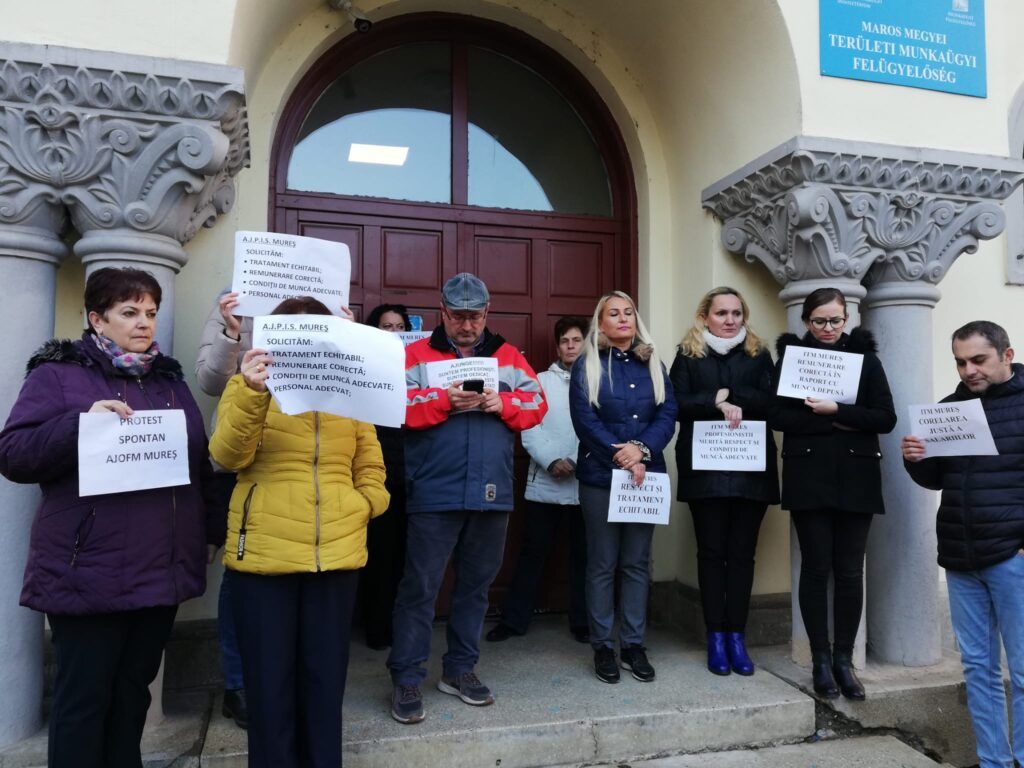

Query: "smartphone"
<box><xmin>462</xmin><ymin>379</ymin><xmax>485</xmax><ymax>394</ymax></box>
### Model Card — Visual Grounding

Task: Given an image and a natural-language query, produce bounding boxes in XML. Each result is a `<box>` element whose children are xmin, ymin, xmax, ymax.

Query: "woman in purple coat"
<box><xmin>0</xmin><ymin>268</ymin><xmax>221</xmax><ymax>768</ymax></box>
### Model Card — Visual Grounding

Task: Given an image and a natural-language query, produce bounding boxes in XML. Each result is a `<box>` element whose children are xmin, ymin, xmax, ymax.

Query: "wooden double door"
<box><xmin>274</xmin><ymin>195</ymin><xmax>629</xmax><ymax>613</ymax></box>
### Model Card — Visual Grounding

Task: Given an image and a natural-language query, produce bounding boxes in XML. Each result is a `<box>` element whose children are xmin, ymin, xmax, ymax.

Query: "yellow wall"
<box><xmin>30</xmin><ymin>0</ymin><xmax>1024</xmax><ymax>620</ymax></box>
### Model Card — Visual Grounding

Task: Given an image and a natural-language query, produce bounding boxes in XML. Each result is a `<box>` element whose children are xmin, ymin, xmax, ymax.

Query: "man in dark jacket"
<box><xmin>387</xmin><ymin>273</ymin><xmax>546</xmax><ymax>725</ymax></box>
<box><xmin>902</xmin><ymin>320</ymin><xmax>1024</xmax><ymax>768</ymax></box>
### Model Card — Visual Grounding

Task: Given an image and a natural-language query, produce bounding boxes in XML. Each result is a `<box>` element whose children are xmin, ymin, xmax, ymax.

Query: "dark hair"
<box><xmin>271</xmin><ymin>296</ymin><xmax>332</xmax><ymax>316</ymax></box>
<box><xmin>84</xmin><ymin>268</ymin><xmax>162</xmax><ymax>323</ymax></box>
<box><xmin>952</xmin><ymin>320</ymin><xmax>1012</xmax><ymax>356</ymax></box>
<box><xmin>801</xmin><ymin>287</ymin><xmax>847</xmax><ymax>321</ymax></box>
<box><xmin>554</xmin><ymin>315</ymin><xmax>589</xmax><ymax>343</ymax></box>
<box><xmin>365</xmin><ymin>303</ymin><xmax>411</xmax><ymax>330</ymax></box>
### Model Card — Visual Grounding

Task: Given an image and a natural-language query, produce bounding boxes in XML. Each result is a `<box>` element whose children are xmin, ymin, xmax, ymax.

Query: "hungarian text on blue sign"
<box><xmin>819</xmin><ymin>0</ymin><xmax>986</xmax><ymax>98</ymax></box>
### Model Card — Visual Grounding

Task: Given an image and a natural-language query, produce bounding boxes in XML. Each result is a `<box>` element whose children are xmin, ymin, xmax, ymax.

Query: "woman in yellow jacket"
<box><xmin>209</xmin><ymin>296</ymin><xmax>388</xmax><ymax>768</ymax></box>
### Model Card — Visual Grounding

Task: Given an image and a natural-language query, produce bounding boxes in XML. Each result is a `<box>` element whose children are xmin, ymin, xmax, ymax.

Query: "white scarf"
<box><xmin>703</xmin><ymin>326</ymin><xmax>747</xmax><ymax>356</ymax></box>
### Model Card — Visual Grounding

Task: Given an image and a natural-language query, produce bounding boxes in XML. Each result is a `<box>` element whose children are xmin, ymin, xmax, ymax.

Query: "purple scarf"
<box><xmin>92</xmin><ymin>333</ymin><xmax>160</xmax><ymax>377</ymax></box>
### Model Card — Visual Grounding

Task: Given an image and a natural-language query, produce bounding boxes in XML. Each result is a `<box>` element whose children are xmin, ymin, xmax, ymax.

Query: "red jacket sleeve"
<box><xmin>497</xmin><ymin>347</ymin><xmax>548</xmax><ymax>433</ymax></box>
<box><xmin>403</xmin><ymin>340</ymin><xmax>452</xmax><ymax>430</ymax></box>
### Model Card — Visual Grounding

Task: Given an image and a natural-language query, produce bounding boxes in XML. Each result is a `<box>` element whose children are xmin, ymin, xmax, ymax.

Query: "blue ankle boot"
<box><xmin>707</xmin><ymin>632</ymin><xmax>730</xmax><ymax>676</ymax></box>
<box><xmin>725</xmin><ymin>632</ymin><xmax>755</xmax><ymax>676</ymax></box>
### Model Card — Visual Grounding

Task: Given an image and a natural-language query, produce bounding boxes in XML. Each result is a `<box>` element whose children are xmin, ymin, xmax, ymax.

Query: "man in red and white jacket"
<box><xmin>387</xmin><ymin>273</ymin><xmax>546</xmax><ymax>725</ymax></box>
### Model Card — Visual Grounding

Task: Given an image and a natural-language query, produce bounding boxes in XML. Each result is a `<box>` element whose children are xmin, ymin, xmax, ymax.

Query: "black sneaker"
<box><xmin>437</xmin><ymin>671</ymin><xmax>494</xmax><ymax>706</ymax></box>
<box><xmin>594</xmin><ymin>647</ymin><xmax>620</xmax><ymax>683</ymax></box>
<box><xmin>222</xmin><ymin>688</ymin><xmax>248</xmax><ymax>729</ymax></box>
<box><xmin>620</xmin><ymin>645</ymin><xmax>655</xmax><ymax>682</ymax></box>
<box><xmin>391</xmin><ymin>683</ymin><xmax>425</xmax><ymax>724</ymax></box>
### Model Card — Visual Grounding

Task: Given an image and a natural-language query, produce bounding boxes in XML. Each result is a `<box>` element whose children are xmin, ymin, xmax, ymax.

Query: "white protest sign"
<box><xmin>398</xmin><ymin>331</ymin><xmax>431</xmax><ymax>346</ymax></box>
<box><xmin>692</xmin><ymin>421</ymin><xmax>767</xmax><ymax>472</ymax></box>
<box><xmin>78</xmin><ymin>410</ymin><xmax>190</xmax><ymax>496</ymax></box>
<box><xmin>232</xmin><ymin>231</ymin><xmax>351</xmax><ymax>317</ymax></box>
<box><xmin>777</xmin><ymin>345</ymin><xmax>863</xmax><ymax>404</ymax></box>
<box><xmin>254</xmin><ymin>314</ymin><xmax>406</xmax><ymax>428</ymax></box>
<box><xmin>908</xmin><ymin>399</ymin><xmax>998</xmax><ymax>457</ymax></box>
<box><xmin>607</xmin><ymin>470</ymin><xmax>672</xmax><ymax>525</ymax></box>
<box><xmin>425</xmin><ymin>357</ymin><xmax>500</xmax><ymax>391</ymax></box>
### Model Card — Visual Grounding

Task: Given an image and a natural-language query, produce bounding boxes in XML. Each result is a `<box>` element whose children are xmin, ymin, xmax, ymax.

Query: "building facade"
<box><xmin>1</xmin><ymin>0</ymin><xmax>1022</xmax><ymax>747</ymax></box>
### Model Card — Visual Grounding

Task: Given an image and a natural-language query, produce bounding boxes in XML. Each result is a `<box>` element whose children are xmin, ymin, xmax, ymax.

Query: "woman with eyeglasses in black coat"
<box><xmin>771</xmin><ymin>287</ymin><xmax>896</xmax><ymax>702</ymax></box>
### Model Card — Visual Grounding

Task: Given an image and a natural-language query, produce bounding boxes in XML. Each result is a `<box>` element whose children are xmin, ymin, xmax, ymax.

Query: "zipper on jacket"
<box><xmin>135</xmin><ymin>376</ymin><xmax>158</xmax><ymax>409</ymax></box>
<box><xmin>70</xmin><ymin>507</ymin><xmax>96</xmax><ymax>566</ymax></box>
<box><xmin>313</xmin><ymin>411</ymin><xmax>322</xmax><ymax>572</ymax></box>
<box><xmin>237</xmin><ymin>483</ymin><xmax>257</xmax><ymax>560</ymax></box>
<box><xmin>962</xmin><ymin>457</ymin><xmax>975</xmax><ymax>565</ymax></box>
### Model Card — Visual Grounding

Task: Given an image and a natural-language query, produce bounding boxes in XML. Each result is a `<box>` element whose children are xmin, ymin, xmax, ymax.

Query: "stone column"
<box><xmin>703</xmin><ymin>136</ymin><xmax>1024</xmax><ymax>667</ymax></box>
<box><xmin>0</xmin><ymin>43</ymin><xmax>249</xmax><ymax>743</ymax></box>
<box><xmin>0</xmin><ymin>212</ymin><xmax>68</xmax><ymax>745</ymax></box>
<box><xmin>861</xmin><ymin>193</ymin><xmax>1009</xmax><ymax>665</ymax></box>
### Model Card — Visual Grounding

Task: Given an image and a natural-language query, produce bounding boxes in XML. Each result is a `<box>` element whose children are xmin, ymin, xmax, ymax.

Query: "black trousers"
<box><xmin>357</xmin><ymin>485</ymin><xmax>407</xmax><ymax>647</ymax></box>
<box><xmin>47</xmin><ymin>605</ymin><xmax>177</xmax><ymax>768</ymax></box>
<box><xmin>231</xmin><ymin>569</ymin><xmax>359</xmax><ymax>768</ymax></box>
<box><xmin>499</xmin><ymin>501</ymin><xmax>587</xmax><ymax>633</ymax></box>
<box><xmin>689</xmin><ymin>498</ymin><xmax>767</xmax><ymax>632</ymax></box>
<box><xmin>792</xmin><ymin>509</ymin><xmax>873</xmax><ymax>654</ymax></box>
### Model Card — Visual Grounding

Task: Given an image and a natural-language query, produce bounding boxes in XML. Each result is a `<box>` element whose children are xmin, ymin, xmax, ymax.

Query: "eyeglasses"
<box><xmin>809</xmin><ymin>316</ymin><xmax>847</xmax><ymax>329</ymax></box>
<box><xmin>446</xmin><ymin>311</ymin><xmax>485</xmax><ymax>324</ymax></box>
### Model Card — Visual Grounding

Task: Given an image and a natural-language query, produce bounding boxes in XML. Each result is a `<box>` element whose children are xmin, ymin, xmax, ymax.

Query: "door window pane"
<box><xmin>288</xmin><ymin>43</ymin><xmax>452</xmax><ymax>203</ymax></box>
<box><xmin>468</xmin><ymin>47</ymin><xmax>612</xmax><ymax>216</ymax></box>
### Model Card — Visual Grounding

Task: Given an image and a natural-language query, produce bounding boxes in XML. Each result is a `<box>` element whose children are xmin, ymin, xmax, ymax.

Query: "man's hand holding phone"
<box><xmin>448</xmin><ymin>379</ymin><xmax>485</xmax><ymax>412</ymax></box>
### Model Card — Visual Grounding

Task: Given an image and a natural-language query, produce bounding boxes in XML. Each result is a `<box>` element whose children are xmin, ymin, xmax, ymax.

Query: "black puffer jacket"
<box><xmin>670</xmin><ymin>345</ymin><xmax>779</xmax><ymax>503</ymax></box>
<box><xmin>771</xmin><ymin>329</ymin><xmax>897</xmax><ymax>515</ymax></box>
<box><xmin>905</xmin><ymin>363</ymin><xmax>1024</xmax><ymax>571</ymax></box>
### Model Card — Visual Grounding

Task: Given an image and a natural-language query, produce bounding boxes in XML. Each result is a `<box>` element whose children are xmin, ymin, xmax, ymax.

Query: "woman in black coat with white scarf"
<box><xmin>772</xmin><ymin>287</ymin><xmax>896</xmax><ymax>701</ymax></box>
<box><xmin>670</xmin><ymin>287</ymin><xmax>779</xmax><ymax>678</ymax></box>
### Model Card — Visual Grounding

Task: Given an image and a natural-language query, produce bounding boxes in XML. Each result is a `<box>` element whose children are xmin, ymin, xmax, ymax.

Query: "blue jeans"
<box><xmin>218</xmin><ymin>568</ymin><xmax>245</xmax><ymax>690</ymax></box>
<box><xmin>212</xmin><ymin>472</ymin><xmax>245</xmax><ymax>690</ymax></box>
<box><xmin>579</xmin><ymin>483</ymin><xmax>654</xmax><ymax>650</ymax></box>
<box><xmin>947</xmin><ymin>552</ymin><xmax>1024</xmax><ymax>768</ymax></box>
<box><xmin>387</xmin><ymin>511</ymin><xmax>509</xmax><ymax>685</ymax></box>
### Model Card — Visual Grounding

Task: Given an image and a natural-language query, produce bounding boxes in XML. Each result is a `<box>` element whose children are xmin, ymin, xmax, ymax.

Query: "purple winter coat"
<box><xmin>0</xmin><ymin>334</ymin><xmax>223</xmax><ymax>616</ymax></box>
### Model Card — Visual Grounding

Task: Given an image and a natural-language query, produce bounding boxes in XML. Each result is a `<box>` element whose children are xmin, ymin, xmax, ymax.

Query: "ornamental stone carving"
<box><xmin>0</xmin><ymin>43</ymin><xmax>249</xmax><ymax>261</ymax></box>
<box><xmin>702</xmin><ymin>136</ymin><xmax>1024</xmax><ymax>293</ymax></box>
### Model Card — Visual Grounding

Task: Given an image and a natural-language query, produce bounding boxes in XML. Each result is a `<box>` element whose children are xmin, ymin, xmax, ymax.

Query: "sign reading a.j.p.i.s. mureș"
<box><xmin>819</xmin><ymin>0</ymin><xmax>986</xmax><ymax>98</ymax></box>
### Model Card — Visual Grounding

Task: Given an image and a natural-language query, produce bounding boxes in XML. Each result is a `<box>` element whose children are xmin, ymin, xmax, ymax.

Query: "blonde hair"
<box><xmin>581</xmin><ymin>291</ymin><xmax>666</xmax><ymax>407</ymax></box>
<box><xmin>680</xmin><ymin>286</ymin><xmax>764</xmax><ymax>359</ymax></box>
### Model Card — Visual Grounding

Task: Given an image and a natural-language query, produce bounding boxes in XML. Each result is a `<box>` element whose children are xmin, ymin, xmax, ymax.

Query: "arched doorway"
<box><xmin>270</xmin><ymin>12</ymin><xmax>637</xmax><ymax>614</ymax></box>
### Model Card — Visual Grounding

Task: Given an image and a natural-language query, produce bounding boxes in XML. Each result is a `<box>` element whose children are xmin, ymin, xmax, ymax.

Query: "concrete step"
<box><xmin>549</xmin><ymin>734</ymin><xmax>944</xmax><ymax>767</ymax></box>
<box><xmin>203</xmin><ymin>620</ymin><xmax>814</xmax><ymax>767</ymax></box>
<box><xmin>757</xmin><ymin>646</ymin><xmax>976</xmax><ymax>767</ymax></box>
<box><xmin>0</xmin><ymin>691</ymin><xmax>210</xmax><ymax>768</ymax></box>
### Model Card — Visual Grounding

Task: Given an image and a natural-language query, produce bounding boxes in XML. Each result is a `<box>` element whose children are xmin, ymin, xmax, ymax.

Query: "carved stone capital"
<box><xmin>702</xmin><ymin>136</ymin><xmax>1024</xmax><ymax>297</ymax></box>
<box><xmin>0</xmin><ymin>43</ymin><xmax>250</xmax><ymax>267</ymax></box>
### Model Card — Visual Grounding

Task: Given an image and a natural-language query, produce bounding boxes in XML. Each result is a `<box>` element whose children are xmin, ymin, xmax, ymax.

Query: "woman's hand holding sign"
<box><xmin>242</xmin><ymin>349</ymin><xmax>273</xmax><ymax>392</ymax></box>
<box><xmin>89</xmin><ymin>400</ymin><xmax>135</xmax><ymax>418</ymax></box>
<box><xmin>219</xmin><ymin>292</ymin><xmax>242</xmax><ymax>340</ymax></box>
<box><xmin>804</xmin><ymin>397</ymin><xmax>838</xmax><ymax>415</ymax></box>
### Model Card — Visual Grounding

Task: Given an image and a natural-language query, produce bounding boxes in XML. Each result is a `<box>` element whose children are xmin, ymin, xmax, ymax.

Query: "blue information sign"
<box><xmin>820</xmin><ymin>0</ymin><xmax>986</xmax><ymax>98</ymax></box>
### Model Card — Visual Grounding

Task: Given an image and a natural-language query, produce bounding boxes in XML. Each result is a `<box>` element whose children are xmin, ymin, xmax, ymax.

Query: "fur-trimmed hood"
<box><xmin>26</xmin><ymin>335</ymin><xmax>184</xmax><ymax>381</ymax></box>
<box><xmin>597</xmin><ymin>335</ymin><xmax>654</xmax><ymax>362</ymax></box>
<box><xmin>776</xmin><ymin>327</ymin><xmax>879</xmax><ymax>358</ymax></box>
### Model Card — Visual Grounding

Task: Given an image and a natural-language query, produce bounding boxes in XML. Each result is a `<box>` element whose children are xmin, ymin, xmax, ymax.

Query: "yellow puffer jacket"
<box><xmin>209</xmin><ymin>375</ymin><xmax>389</xmax><ymax>574</ymax></box>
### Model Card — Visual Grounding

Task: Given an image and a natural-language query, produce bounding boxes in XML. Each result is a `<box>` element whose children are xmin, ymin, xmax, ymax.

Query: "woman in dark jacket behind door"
<box><xmin>771</xmin><ymin>287</ymin><xmax>896</xmax><ymax>701</ymax></box>
<box><xmin>670</xmin><ymin>287</ymin><xmax>779</xmax><ymax>678</ymax></box>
